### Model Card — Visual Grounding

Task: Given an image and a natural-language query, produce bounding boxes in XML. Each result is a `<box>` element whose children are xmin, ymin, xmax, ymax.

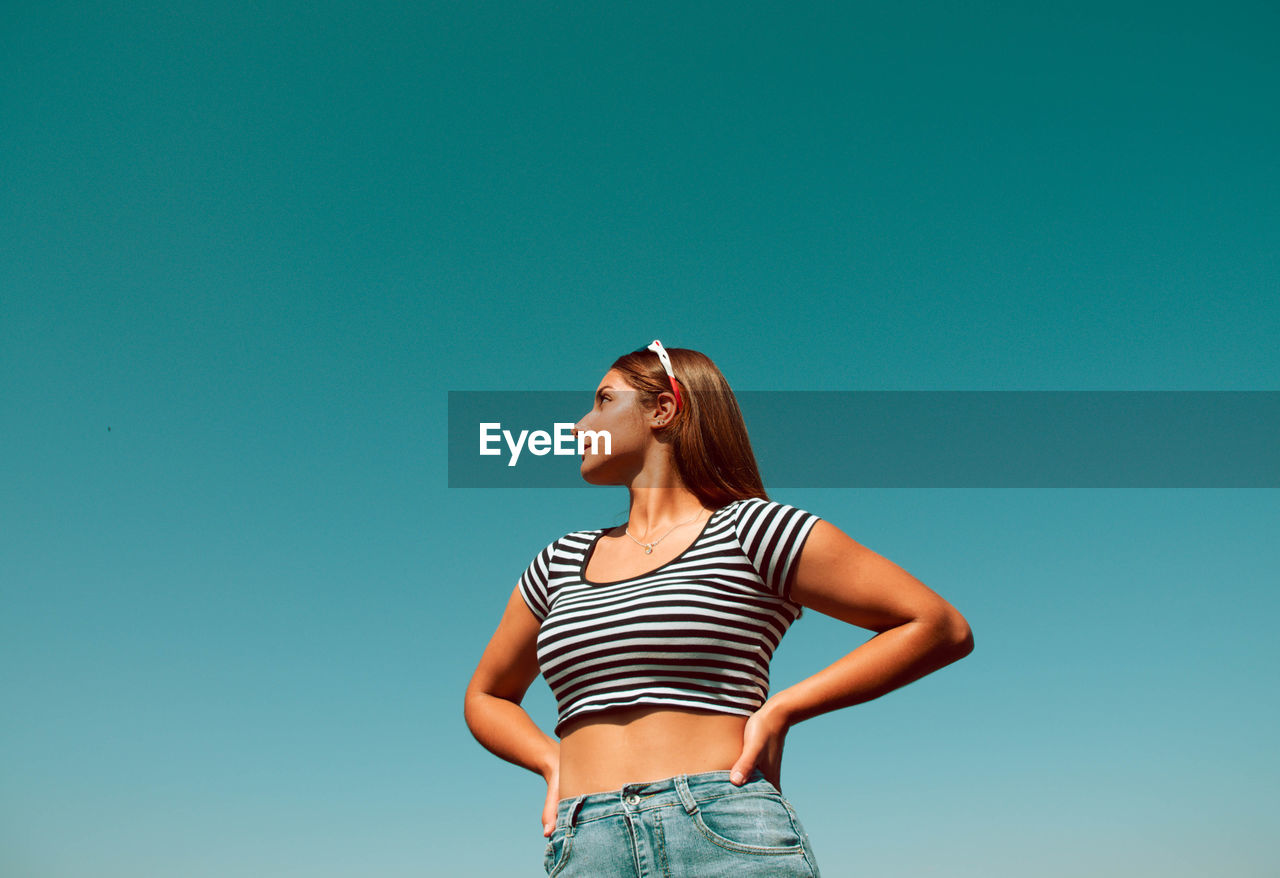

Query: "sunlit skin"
<box><xmin>464</xmin><ymin>369</ymin><xmax>974</xmax><ymax>837</ymax></box>
<box><xmin>573</xmin><ymin>370</ymin><xmax>684</xmax><ymax>492</ymax></box>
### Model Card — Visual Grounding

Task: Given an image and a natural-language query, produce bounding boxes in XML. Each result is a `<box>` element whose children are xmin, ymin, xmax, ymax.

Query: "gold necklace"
<box><xmin>624</xmin><ymin>509</ymin><xmax>707</xmax><ymax>554</ymax></box>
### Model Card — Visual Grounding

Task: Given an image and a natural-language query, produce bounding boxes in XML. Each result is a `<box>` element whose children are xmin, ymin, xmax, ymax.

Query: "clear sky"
<box><xmin>2</xmin><ymin>2</ymin><xmax>1277</xmax><ymax>876</ymax></box>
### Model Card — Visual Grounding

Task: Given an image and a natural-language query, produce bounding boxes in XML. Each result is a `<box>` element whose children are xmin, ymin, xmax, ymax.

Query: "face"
<box><xmin>572</xmin><ymin>369</ymin><xmax>667</xmax><ymax>485</ymax></box>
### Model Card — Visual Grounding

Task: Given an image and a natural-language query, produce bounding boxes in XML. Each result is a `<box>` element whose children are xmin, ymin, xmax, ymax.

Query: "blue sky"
<box><xmin>2</xmin><ymin>2</ymin><xmax>1277</xmax><ymax>876</ymax></box>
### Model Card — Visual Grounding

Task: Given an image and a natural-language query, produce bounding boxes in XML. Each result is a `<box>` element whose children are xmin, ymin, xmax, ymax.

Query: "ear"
<box><xmin>647</xmin><ymin>390</ymin><xmax>680</xmax><ymax>428</ymax></box>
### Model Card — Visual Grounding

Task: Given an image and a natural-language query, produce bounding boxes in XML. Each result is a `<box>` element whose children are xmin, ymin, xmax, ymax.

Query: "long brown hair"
<box><xmin>609</xmin><ymin>345</ymin><xmax>770</xmax><ymax>508</ymax></box>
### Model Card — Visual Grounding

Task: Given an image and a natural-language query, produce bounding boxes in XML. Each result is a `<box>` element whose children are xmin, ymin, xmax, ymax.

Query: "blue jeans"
<box><xmin>543</xmin><ymin>769</ymin><xmax>822</xmax><ymax>877</ymax></box>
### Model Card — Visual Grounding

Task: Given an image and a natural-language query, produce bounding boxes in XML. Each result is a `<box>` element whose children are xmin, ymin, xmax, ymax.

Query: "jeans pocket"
<box><xmin>692</xmin><ymin>791</ymin><xmax>806</xmax><ymax>854</ymax></box>
<box><xmin>543</xmin><ymin>826</ymin><xmax>572</xmax><ymax>876</ymax></box>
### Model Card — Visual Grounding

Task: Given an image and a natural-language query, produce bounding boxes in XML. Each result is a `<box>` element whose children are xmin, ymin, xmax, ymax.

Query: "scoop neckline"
<box><xmin>579</xmin><ymin>502</ymin><xmax>735</xmax><ymax>585</ymax></box>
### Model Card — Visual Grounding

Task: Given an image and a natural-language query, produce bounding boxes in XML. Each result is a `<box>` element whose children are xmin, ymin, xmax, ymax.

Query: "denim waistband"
<box><xmin>555</xmin><ymin>769</ymin><xmax>771</xmax><ymax>830</ymax></box>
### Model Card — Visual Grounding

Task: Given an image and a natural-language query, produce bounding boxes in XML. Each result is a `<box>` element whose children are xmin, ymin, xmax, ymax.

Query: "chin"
<box><xmin>579</xmin><ymin>466</ymin><xmax>607</xmax><ymax>486</ymax></box>
<box><xmin>579</xmin><ymin>459</ymin><xmax>621</xmax><ymax>486</ymax></box>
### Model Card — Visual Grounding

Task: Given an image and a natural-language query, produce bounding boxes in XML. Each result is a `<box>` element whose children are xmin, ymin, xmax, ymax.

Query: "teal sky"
<box><xmin>3</xmin><ymin>3</ymin><xmax>1277</xmax><ymax>876</ymax></box>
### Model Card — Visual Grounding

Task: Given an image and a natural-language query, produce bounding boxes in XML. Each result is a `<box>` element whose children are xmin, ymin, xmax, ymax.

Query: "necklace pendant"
<box><xmin>644</xmin><ymin>546</ymin><xmax>653</xmax><ymax>554</ymax></box>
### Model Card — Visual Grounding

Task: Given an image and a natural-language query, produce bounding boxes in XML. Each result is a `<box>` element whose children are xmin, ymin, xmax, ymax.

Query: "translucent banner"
<box><xmin>448</xmin><ymin>391</ymin><xmax>1279</xmax><ymax>488</ymax></box>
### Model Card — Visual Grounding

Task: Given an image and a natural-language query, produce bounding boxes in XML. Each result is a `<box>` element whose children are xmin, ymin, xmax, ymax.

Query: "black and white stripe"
<box><xmin>517</xmin><ymin>498</ymin><xmax>822</xmax><ymax>735</ymax></box>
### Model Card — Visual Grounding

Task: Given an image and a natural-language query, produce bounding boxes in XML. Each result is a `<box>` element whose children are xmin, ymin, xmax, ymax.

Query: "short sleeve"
<box><xmin>516</xmin><ymin>537</ymin><xmax>559</xmax><ymax>622</ymax></box>
<box><xmin>733</xmin><ymin>498</ymin><xmax>823</xmax><ymax>600</ymax></box>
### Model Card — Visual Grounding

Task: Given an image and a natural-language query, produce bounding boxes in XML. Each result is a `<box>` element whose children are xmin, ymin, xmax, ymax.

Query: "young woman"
<box><xmin>464</xmin><ymin>341</ymin><xmax>974</xmax><ymax>877</ymax></box>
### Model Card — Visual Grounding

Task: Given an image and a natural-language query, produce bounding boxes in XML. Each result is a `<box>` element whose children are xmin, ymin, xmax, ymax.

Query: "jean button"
<box><xmin>626</xmin><ymin>794</ymin><xmax>639</xmax><ymax>805</ymax></box>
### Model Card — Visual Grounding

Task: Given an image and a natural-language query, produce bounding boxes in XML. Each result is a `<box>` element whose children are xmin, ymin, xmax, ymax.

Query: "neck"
<box><xmin>624</xmin><ymin>487</ymin><xmax>708</xmax><ymax>538</ymax></box>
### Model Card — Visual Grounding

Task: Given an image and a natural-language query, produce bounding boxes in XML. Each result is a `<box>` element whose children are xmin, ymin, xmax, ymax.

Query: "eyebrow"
<box><xmin>595</xmin><ymin>386</ymin><xmax>615</xmax><ymax>399</ymax></box>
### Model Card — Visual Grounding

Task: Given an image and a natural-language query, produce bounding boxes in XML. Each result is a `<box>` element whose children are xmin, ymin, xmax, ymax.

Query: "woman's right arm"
<box><xmin>464</xmin><ymin>583</ymin><xmax>560</xmax><ymax>836</ymax></box>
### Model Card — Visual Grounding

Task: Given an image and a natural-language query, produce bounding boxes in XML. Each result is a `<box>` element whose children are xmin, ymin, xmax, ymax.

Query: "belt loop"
<box><xmin>674</xmin><ymin>774</ymin><xmax>698</xmax><ymax>814</ymax></box>
<box><xmin>564</xmin><ymin>794</ymin><xmax>586</xmax><ymax>833</ymax></box>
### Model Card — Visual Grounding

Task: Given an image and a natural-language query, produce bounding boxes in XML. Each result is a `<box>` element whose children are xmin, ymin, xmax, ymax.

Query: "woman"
<box><xmin>464</xmin><ymin>341</ymin><xmax>974</xmax><ymax>877</ymax></box>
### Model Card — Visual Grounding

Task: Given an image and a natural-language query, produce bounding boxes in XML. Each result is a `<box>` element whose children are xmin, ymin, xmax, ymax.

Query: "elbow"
<box><xmin>945</xmin><ymin>613</ymin><xmax>974</xmax><ymax>661</ymax></box>
<box><xmin>463</xmin><ymin>684</ymin><xmax>516</xmax><ymax>736</ymax></box>
<box><xmin>462</xmin><ymin>689</ymin><xmax>476</xmax><ymax>732</ymax></box>
<box><xmin>930</xmin><ymin>608</ymin><xmax>973</xmax><ymax>663</ymax></box>
<box><xmin>463</xmin><ymin>684</ymin><xmax>488</xmax><ymax>734</ymax></box>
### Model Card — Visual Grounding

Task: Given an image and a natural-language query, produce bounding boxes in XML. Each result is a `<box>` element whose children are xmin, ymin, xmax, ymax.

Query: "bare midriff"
<box><xmin>556</xmin><ymin>706</ymin><xmax>750</xmax><ymax>798</ymax></box>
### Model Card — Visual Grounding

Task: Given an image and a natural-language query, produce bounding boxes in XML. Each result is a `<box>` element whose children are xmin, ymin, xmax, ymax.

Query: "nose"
<box><xmin>572</xmin><ymin>416</ymin><xmax>593</xmax><ymax>453</ymax></box>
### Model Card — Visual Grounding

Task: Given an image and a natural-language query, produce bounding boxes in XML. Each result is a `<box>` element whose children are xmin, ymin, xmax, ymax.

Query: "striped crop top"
<box><xmin>517</xmin><ymin>498</ymin><xmax>823</xmax><ymax>735</ymax></box>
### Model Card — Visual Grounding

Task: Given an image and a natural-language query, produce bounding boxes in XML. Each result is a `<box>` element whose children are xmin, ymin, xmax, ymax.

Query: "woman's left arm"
<box><xmin>730</xmin><ymin>519</ymin><xmax>975</xmax><ymax>786</ymax></box>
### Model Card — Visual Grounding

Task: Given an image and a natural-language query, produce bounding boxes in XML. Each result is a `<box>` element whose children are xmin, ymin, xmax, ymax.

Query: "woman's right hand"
<box><xmin>542</xmin><ymin>759</ymin><xmax>560</xmax><ymax>837</ymax></box>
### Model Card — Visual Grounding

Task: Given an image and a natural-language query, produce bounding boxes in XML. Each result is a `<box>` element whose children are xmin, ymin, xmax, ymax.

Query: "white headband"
<box><xmin>646</xmin><ymin>339</ymin><xmax>683</xmax><ymax>410</ymax></box>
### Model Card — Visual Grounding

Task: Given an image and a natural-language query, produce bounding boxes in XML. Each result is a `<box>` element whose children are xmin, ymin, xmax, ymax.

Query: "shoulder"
<box><xmin>729</xmin><ymin>496</ymin><xmax>823</xmax><ymax>530</ymax></box>
<box><xmin>728</xmin><ymin>497</ymin><xmax>825</xmax><ymax>599</ymax></box>
<box><xmin>556</xmin><ymin>526</ymin><xmax>609</xmax><ymax>554</ymax></box>
<box><xmin>517</xmin><ymin>526</ymin><xmax>607</xmax><ymax>618</ymax></box>
<box><xmin>523</xmin><ymin>525</ymin><xmax>609</xmax><ymax>565</ymax></box>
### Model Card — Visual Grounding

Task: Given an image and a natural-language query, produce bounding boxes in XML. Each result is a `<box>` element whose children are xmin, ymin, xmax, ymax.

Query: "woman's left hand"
<box><xmin>729</xmin><ymin>697</ymin><xmax>791</xmax><ymax>789</ymax></box>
